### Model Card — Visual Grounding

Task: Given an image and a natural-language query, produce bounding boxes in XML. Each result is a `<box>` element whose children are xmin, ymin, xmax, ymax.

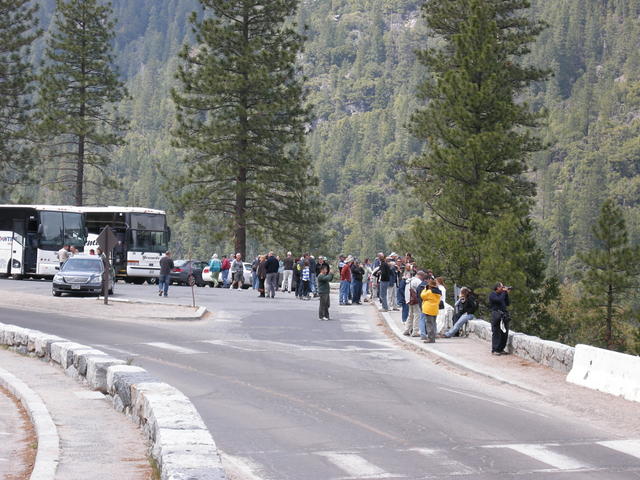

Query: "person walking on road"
<box><xmin>339</xmin><ymin>256</ymin><xmax>353</xmax><ymax>305</ymax></box>
<box><xmin>350</xmin><ymin>260</ymin><xmax>364</xmax><ymax>304</ymax></box>
<box><xmin>158</xmin><ymin>251</ymin><xmax>174</xmax><ymax>297</ymax></box>
<box><xmin>221</xmin><ymin>254</ymin><xmax>231</xmax><ymax>288</ymax></box>
<box><xmin>209</xmin><ymin>254</ymin><xmax>221</xmax><ymax>287</ymax></box>
<box><xmin>378</xmin><ymin>257</ymin><xmax>392</xmax><ymax>311</ymax></box>
<box><xmin>282</xmin><ymin>252</ymin><xmax>294</xmax><ymax>292</ymax></box>
<box><xmin>489</xmin><ymin>283</ymin><xmax>511</xmax><ymax>355</ymax></box>
<box><xmin>230</xmin><ymin>253</ymin><xmax>244</xmax><ymax>289</ymax></box>
<box><xmin>257</xmin><ymin>255</ymin><xmax>267</xmax><ymax>297</ymax></box>
<box><xmin>265</xmin><ymin>251</ymin><xmax>280</xmax><ymax>298</ymax></box>
<box><xmin>57</xmin><ymin>245</ymin><xmax>70</xmax><ymax>268</ymax></box>
<box><xmin>317</xmin><ymin>264</ymin><xmax>334</xmax><ymax>320</ymax></box>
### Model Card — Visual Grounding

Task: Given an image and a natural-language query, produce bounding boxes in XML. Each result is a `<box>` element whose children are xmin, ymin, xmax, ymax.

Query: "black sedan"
<box><xmin>169</xmin><ymin>260</ymin><xmax>208</xmax><ymax>287</ymax></box>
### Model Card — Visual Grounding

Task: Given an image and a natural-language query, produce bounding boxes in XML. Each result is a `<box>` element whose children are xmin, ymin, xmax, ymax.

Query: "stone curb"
<box><xmin>92</xmin><ymin>297</ymin><xmax>208</xmax><ymax>320</ymax></box>
<box><xmin>0</xmin><ymin>365</ymin><xmax>60</xmax><ymax>480</ymax></box>
<box><xmin>377</xmin><ymin>309</ymin><xmax>545</xmax><ymax>396</ymax></box>
<box><xmin>0</xmin><ymin>322</ymin><xmax>227</xmax><ymax>480</ymax></box>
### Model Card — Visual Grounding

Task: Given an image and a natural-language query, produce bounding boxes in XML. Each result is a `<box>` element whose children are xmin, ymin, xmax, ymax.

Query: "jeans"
<box><xmin>401</xmin><ymin>302</ymin><xmax>409</xmax><ymax>322</ymax></box>
<box><xmin>310</xmin><ymin>272</ymin><xmax>317</xmax><ymax>294</ymax></box>
<box><xmin>221</xmin><ymin>269</ymin><xmax>229</xmax><ymax>287</ymax></box>
<box><xmin>445</xmin><ymin>313</ymin><xmax>475</xmax><ymax>337</ymax></box>
<box><xmin>252</xmin><ymin>271</ymin><xmax>259</xmax><ymax>289</ymax></box>
<box><xmin>158</xmin><ymin>274</ymin><xmax>170</xmax><ymax>295</ymax></box>
<box><xmin>266</xmin><ymin>272</ymin><xmax>278</xmax><ymax>297</ymax></box>
<box><xmin>420</xmin><ymin>313</ymin><xmax>437</xmax><ymax>340</ymax></box>
<box><xmin>379</xmin><ymin>281</ymin><xmax>389</xmax><ymax>310</ymax></box>
<box><xmin>362</xmin><ymin>280</ymin><xmax>369</xmax><ymax>298</ymax></box>
<box><xmin>352</xmin><ymin>280</ymin><xmax>363</xmax><ymax>303</ymax></box>
<box><xmin>339</xmin><ymin>280</ymin><xmax>351</xmax><ymax>304</ymax></box>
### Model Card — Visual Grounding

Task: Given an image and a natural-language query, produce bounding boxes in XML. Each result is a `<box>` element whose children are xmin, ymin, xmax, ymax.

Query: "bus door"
<box><xmin>9</xmin><ymin>219</ymin><xmax>25</xmax><ymax>275</ymax></box>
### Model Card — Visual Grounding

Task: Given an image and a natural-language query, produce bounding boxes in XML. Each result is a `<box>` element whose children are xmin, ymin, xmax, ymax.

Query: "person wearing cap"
<box><xmin>339</xmin><ymin>255</ymin><xmax>353</xmax><ymax>305</ymax></box>
<box><xmin>282</xmin><ymin>251</ymin><xmax>294</xmax><ymax>292</ymax></box>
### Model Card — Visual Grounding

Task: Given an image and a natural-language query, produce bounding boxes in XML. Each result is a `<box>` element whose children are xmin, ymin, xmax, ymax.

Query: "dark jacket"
<box><xmin>159</xmin><ymin>256</ymin><xmax>174</xmax><ymax>276</ymax></box>
<box><xmin>317</xmin><ymin>273</ymin><xmax>334</xmax><ymax>295</ymax></box>
<box><xmin>488</xmin><ymin>291</ymin><xmax>510</xmax><ymax>311</ymax></box>
<box><xmin>265</xmin><ymin>256</ymin><xmax>279</xmax><ymax>274</ymax></box>
<box><xmin>351</xmin><ymin>265</ymin><xmax>364</xmax><ymax>282</ymax></box>
<box><xmin>283</xmin><ymin>257</ymin><xmax>294</xmax><ymax>270</ymax></box>
<box><xmin>379</xmin><ymin>262</ymin><xmax>391</xmax><ymax>282</ymax></box>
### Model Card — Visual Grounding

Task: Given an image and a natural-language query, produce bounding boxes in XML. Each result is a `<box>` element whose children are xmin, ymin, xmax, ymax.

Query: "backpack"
<box><xmin>409</xmin><ymin>285</ymin><xmax>419</xmax><ymax>305</ymax></box>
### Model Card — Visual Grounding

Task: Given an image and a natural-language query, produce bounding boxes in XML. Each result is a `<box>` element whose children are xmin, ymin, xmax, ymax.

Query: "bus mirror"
<box><xmin>37</xmin><ymin>223</ymin><xmax>43</xmax><ymax>235</ymax></box>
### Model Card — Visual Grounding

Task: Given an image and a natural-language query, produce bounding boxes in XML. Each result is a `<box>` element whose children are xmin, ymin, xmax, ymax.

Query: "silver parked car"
<box><xmin>52</xmin><ymin>255</ymin><xmax>115</xmax><ymax>297</ymax></box>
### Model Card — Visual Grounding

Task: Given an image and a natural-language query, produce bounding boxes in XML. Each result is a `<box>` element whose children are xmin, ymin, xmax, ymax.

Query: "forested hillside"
<box><xmin>13</xmin><ymin>0</ymin><xmax>640</xmax><ymax>272</ymax></box>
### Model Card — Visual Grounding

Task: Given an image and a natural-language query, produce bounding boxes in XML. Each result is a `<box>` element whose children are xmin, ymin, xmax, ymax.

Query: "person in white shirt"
<box><xmin>403</xmin><ymin>271</ymin><xmax>425</xmax><ymax>337</ymax></box>
<box><xmin>57</xmin><ymin>245</ymin><xmax>70</xmax><ymax>267</ymax></box>
<box><xmin>436</xmin><ymin>277</ymin><xmax>454</xmax><ymax>334</ymax></box>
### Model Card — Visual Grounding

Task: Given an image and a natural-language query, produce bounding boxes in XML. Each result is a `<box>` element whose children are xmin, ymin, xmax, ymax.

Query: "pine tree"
<box><xmin>37</xmin><ymin>0</ymin><xmax>128</xmax><ymax>206</ymax></box>
<box><xmin>0</xmin><ymin>0</ymin><xmax>41</xmax><ymax>197</ymax></box>
<box><xmin>170</xmin><ymin>0</ymin><xmax>323</xmax><ymax>258</ymax></box>
<box><xmin>409</xmin><ymin>0</ymin><xmax>548</xmax><ymax>296</ymax></box>
<box><xmin>578</xmin><ymin>199</ymin><xmax>640</xmax><ymax>351</ymax></box>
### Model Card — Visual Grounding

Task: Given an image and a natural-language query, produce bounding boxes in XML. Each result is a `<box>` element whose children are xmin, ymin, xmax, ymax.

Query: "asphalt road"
<box><xmin>2</xmin><ymin>278</ymin><xmax>640</xmax><ymax>480</ymax></box>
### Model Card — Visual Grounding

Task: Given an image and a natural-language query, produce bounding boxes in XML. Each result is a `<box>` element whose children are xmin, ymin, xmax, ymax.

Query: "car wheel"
<box><xmin>52</xmin><ymin>289</ymin><xmax>61</xmax><ymax>297</ymax></box>
<box><xmin>147</xmin><ymin>277</ymin><xmax>157</xmax><ymax>285</ymax></box>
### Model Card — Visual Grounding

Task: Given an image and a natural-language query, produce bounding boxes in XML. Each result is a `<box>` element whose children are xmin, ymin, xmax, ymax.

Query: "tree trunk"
<box><xmin>606</xmin><ymin>283</ymin><xmax>613</xmax><ymax>348</ymax></box>
<box><xmin>75</xmin><ymin>133</ymin><xmax>84</xmax><ymax>206</ymax></box>
<box><xmin>234</xmin><ymin>166</ymin><xmax>247</xmax><ymax>260</ymax></box>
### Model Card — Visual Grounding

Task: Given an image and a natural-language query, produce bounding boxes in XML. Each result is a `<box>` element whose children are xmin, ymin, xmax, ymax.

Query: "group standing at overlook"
<box><xmin>165</xmin><ymin>250</ymin><xmax>512</xmax><ymax>355</ymax></box>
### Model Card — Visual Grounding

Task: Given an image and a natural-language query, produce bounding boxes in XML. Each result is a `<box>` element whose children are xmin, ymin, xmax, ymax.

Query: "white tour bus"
<box><xmin>0</xmin><ymin>205</ymin><xmax>87</xmax><ymax>278</ymax></box>
<box><xmin>79</xmin><ymin>206</ymin><xmax>170</xmax><ymax>284</ymax></box>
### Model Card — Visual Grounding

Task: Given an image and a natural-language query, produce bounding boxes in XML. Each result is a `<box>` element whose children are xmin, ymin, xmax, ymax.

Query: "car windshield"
<box><xmin>62</xmin><ymin>258</ymin><xmax>103</xmax><ymax>273</ymax></box>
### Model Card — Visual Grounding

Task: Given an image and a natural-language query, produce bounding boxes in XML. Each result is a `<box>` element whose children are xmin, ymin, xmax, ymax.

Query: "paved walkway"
<box><xmin>0</xmin><ymin>349</ymin><xmax>152</xmax><ymax>480</ymax></box>
<box><xmin>379</xmin><ymin>305</ymin><xmax>640</xmax><ymax>436</ymax></box>
<box><xmin>0</xmin><ymin>384</ymin><xmax>34</xmax><ymax>479</ymax></box>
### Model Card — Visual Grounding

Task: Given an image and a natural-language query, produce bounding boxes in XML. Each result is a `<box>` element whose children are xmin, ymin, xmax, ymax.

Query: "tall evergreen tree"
<box><xmin>37</xmin><ymin>0</ymin><xmax>128</xmax><ymax>206</ymax></box>
<box><xmin>170</xmin><ymin>0</ymin><xmax>323</xmax><ymax>258</ymax></box>
<box><xmin>409</xmin><ymin>0</ymin><xmax>548</xmax><ymax>315</ymax></box>
<box><xmin>0</xmin><ymin>0</ymin><xmax>41</xmax><ymax>197</ymax></box>
<box><xmin>578</xmin><ymin>199</ymin><xmax>640</xmax><ymax>351</ymax></box>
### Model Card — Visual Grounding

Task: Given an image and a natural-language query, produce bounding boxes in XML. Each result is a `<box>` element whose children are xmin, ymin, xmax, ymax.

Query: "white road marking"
<box><xmin>0</xmin><ymin>432</ymin><xmax>10</xmax><ymax>435</ymax></box>
<box><xmin>317</xmin><ymin>452</ymin><xmax>401</xmax><ymax>479</ymax></box>
<box><xmin>438</xmin><ymin>387</ymin><xmax>550</xmax><ymax>418</ymax></box>
<box><xmin>73</xmin><ymin>391</ymin><xmax>105</xmax><ymax>400</ymax></box>
<box><xmin>219</xmin><ymin>451</ymin><xmax>267</xmax><ymax>480</ymax></box>
<box><xmin>201</xmin><ymin>340</ymin><xmax>265</xmax><ymax>352</ymax></box>
<box><xmin>200</xmin><ymin>339</ymin><xmax>395</xmax><ymax>353</ymax></box>
<box><xmin>598</xmin><ymin>439</ymin><xmax>640</xmax><ymax>460</ymax></box>
<box><xmin>143</xmin><ymin>342</ymin><xmax>205</xmax><ymax>354</ymax></box>
<box><xmin>409</xmin><ymin>447</ymin><xmax>475</xmax><ymax>475</ymax></box>
<box><xmin>485</xmin><ymin>444</ymin><xmax>589</xmax><ymax>470</ymax></box>
<box><xmin>93</xmin><ymin>344</ymin><xmax>139</xmax><ymax>357</ymax></box>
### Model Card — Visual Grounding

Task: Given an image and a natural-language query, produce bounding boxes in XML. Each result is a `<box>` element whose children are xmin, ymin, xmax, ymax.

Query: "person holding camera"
<box><xmin>489</xmin><ymin>282</ymin><xmax>511</xmax><ymax>355</ymax></box>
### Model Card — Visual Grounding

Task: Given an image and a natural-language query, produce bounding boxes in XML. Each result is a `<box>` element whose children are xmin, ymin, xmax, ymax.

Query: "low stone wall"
<box><xmin>0</xmin><ymin>322</ymin><xmax>226</xmax><ymax>480</ymax></box>
<box><xmin>466</xmin><ymin>319</ymin><xmax>575</xmax><ymax>373</ymax></box>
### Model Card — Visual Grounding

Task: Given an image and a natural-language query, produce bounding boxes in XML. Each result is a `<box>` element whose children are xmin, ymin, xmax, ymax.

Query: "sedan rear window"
<box><xmin>62</xmin><ymin>258</ymin><xmax>102</xmax><ymax>272</ymax></box>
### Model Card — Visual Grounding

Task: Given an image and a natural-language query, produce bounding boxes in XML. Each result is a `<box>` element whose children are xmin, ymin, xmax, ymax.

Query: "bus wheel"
<box><xmin>131</xmin><ymin>278</ymin><xmax>145</xmax><ymax>285</ymax></box>
<box><xmin>12</xmin><ymin>274</ymin><xmax>23</xmax><ymax>281</ymax></box>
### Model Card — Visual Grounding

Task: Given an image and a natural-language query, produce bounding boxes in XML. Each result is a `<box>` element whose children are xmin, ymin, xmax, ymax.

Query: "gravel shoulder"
<box><xmin>0</xmin><ymin>383</ymin><xmax>36</xmax><ymax>480</ymax></box>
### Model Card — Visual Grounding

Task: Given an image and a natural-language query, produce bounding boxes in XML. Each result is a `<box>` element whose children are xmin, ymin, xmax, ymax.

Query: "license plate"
<box><xmin>71</xmin><ymin>285</ymin><xmax>81</xmax><ymax>290</ymax></box>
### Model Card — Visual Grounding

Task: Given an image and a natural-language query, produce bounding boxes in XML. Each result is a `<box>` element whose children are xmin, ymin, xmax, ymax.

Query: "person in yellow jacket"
<box><xmin>420</xmin><ymin>279</ymin><xmax>442</xmax><ymax>343</ymax></box>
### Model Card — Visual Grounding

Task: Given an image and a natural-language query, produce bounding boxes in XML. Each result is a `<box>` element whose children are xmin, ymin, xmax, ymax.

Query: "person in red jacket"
<box><xmin>339</xmin><ymin>255</ymin><xmax>353</xmax><ymax>305</ymax></box>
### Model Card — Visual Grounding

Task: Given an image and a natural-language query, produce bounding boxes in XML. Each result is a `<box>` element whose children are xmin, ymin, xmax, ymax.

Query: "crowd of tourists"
<box><xmin>160</xmin><ymin>249</ymin><xmax>512</xmax><ymax>355</ymax></box>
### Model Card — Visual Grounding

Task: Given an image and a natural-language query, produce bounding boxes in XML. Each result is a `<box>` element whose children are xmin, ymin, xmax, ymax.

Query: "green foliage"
<box><xmin>408</xmin><ymin>0</ymin><xmax>550</xmax><ymax>321</ymax></box>
<box><xmin>0</xmin><ymin>0</ymin><xmax>41</xmax><ymax>197</ymax></box>
<box><xmin>36</xmin><ymin>0</ymin><xmax>128</xmax><ymax>205</ymax></box>
<box><xmin>170</xmin><ymin>0</ymin><xmax>323</xmax><ymax>259</ymax></box>
<box><xmin>576</xmin><ymin>199</ymin><xmax>640</xmax><ymax>351</ymax></box>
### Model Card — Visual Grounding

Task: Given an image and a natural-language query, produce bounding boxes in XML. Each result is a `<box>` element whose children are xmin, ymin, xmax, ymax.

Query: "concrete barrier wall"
<box><xmin>0</xmin><ymin>322</ymin><xmax>226</xmax><ymax>480</ymax></box>
<box><xmin>466</xmin><ymin>319</ymin><xmax>575</xmax><ymax>373</ymax></box>
<box><xmin>567</xmin><ymin>344</ymin><xmax>640</xmax><ymax>403</ymax></box>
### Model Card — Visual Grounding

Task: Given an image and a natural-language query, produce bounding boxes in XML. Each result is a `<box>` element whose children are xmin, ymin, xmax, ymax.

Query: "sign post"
<box><xmin>96</xmin><ymin>226</ymin><xmax>117</xmax><ymax>305</ymax></box>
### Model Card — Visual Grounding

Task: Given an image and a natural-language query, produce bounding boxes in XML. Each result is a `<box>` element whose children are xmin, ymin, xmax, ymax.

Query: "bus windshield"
<box><xmin>130</xmin><ymin>230</ymin><xmax>167</xmax><ymax>253</ymax></box>
<box><xmin>39</xmin><ymin>211</ymin><xmax>86</xmax><ymax>249</ymax></box>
